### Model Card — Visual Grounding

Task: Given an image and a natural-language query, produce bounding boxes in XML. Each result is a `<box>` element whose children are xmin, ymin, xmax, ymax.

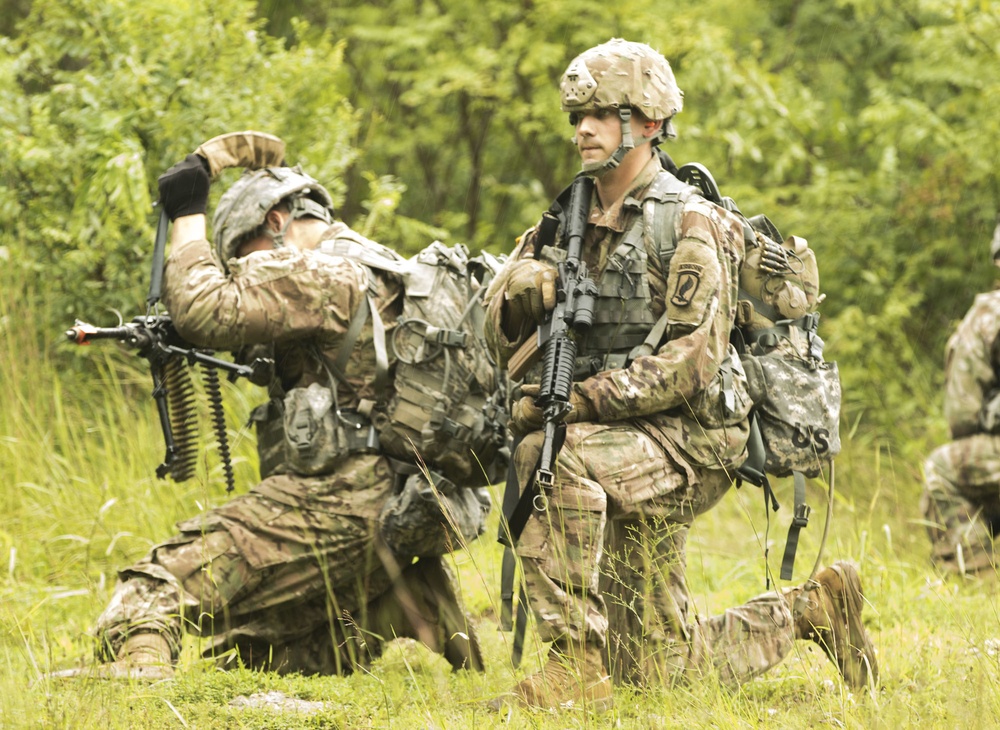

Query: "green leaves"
<box><xmin>2</xmin><ymin>0</ymin><xmax>997</xmax><ymax>440</ymax></box>
<box><xmin>0</xmin><ymin>0</ymin><xmax>359</xmax><ymax>321</ymax></box>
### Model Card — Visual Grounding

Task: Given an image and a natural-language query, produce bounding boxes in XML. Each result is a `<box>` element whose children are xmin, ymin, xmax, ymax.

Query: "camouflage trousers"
<box><xmin>512</xmin><ymin>423</ymin><xmax>794</xmax><ymax>687</ymax></box>
<box><xmin>921</xmin><ymin>434</ymin><xmax>1000</xmax><ymax>574</ymax></box>
<box><xmin>94</xmin><ymin>453</ymin><xmax>482</xmax><ymax>674</ymax></box>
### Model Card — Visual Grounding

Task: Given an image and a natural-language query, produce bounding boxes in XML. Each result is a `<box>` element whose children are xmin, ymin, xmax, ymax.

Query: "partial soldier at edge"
<box><xmin>921</xmin><ymin>219</ymin><xmax>1000</xmax><ymax>577</ymax></box>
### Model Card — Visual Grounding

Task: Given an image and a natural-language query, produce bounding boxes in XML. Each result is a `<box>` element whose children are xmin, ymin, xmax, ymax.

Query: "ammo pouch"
<box><xmin>378</xmin><ymin>470</ymin><xmax>491</xmax><ymax>558</ymax></box>
<box><xmin>249</xmin><ymin>397</ymin><xmax>288</xmax><ymax>479</ymax></box>
<box><xmin>742</xmin><ymin>353</ymin><xmax>841</xmax><ymax>478</ymax></box>
<box><xmin>282</xmin><ymin>382</ymin><xmax>379</xmax><ymax>476</ymax></box>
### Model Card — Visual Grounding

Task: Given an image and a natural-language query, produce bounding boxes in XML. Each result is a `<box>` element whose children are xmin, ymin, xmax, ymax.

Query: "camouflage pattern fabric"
<box><xmin>90</xmin><ymin>223</ymin><xmax>483</xmax><ymax>674</ymax></box>
<box><xmin>512</xmin><ymin>423</ymin><xmax>794</xmax><ymax>686</ymax></box>
<box><xmin>165</xmin><ymin>222</ymin><xmax>403</xmax><ymax>412</ymax></box>
<box><xmin>742</xmin><ymin>353</ymin><xmax>841</xmax><ymax>478</ymax></box>
<box><xmin>378</xmin><ymin>474</ymin><xmax>491</xmax><ymax>558</ymax></box>
<box><xmin>95</xmin><ymin>453</ymin><xmax>396</xmax><ymax>672</ymax></box>
<box><xmin>921</xmin><ymin>289</ymin><xmax>1000</xmax><ymax>574</ymax></box>
<box><xmin>486</xmin><ymin>155</ymin><xmax>801</xmax><ymax>686</ymax></box>
<box><xmin>922</xmin><ymin>434</ymin><xmax>1000</xmax><ymax>574</ymax></box>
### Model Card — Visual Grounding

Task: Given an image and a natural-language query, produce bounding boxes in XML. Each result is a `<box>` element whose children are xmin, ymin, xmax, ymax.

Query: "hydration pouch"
<box><xmin>742</xmin><ymin>353</ymin><xmax>842</xmax><ymax>478</ymax></box>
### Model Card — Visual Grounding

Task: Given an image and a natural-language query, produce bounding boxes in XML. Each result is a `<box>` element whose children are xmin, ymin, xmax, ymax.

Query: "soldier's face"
<box><xmin>574</xmin><ymin>109</ymin><xmax>621</xmax><ymax>166</ymax></box>
<box><xmin>574</xmin><ymin>109</ymin><xmax>655</xmax><ymax>169</ymax></box>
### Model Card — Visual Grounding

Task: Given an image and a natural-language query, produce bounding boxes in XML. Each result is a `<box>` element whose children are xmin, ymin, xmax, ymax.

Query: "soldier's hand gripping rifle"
<box><xmin>501</xmin><ymin>173</ymin><xmax>598</xmax><ymax>545</ymax></box>
<box><xmin>66</xmin><ymin>131</ymin><xmax>285</xmax><ymax>492</ymax></box>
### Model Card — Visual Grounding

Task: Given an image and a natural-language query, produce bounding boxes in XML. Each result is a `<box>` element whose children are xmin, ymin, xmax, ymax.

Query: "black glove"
<box><xmin>157</xmin><ymin>154</ymin><xmax>211</xmax><ymax>221</ymax></box>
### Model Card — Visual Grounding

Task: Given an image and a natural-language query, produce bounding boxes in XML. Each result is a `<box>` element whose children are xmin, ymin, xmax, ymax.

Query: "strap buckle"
<box><xmin>792</xmin><ymin>503</ymin><xmax>811</xmax><ymax>528</ymax></box>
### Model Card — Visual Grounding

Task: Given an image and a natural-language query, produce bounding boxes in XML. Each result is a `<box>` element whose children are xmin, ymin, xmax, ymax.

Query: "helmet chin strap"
<box><xmin>581</xmin><ymin>107</ymin><xmax>658</xmax><ymax>176</ymax></box>
<box><xmin>270</xmin><ymin>195</ymin><xmax>333</xmax><ymax>248</ymax></box>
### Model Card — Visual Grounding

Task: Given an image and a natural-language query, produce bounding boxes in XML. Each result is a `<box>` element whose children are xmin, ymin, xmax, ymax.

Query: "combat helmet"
<box><xmin>212</xmin><ymin>165</ymin><xmax>334</xmax><ymax>267</ymax></box>
<box><xmin>560</xmin><ymin>38</ymin><xmax>683</xmax><ymax>173</ymax></box>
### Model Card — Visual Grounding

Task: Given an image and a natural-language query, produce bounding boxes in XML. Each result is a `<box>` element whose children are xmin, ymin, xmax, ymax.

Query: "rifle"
<box><xmin>66</xmin><ymin>131</ymin><xmax>285</xmax><ymax>492</ymax></box>
<box><xmin>500</xmin><ymin>173</ymin><xmax>598</xmax><ymax>543</ymax></box>
<box><xmin>497</xmin><ymin>173</ymin><xmax>597</xmax><ymax>666</ymax></box>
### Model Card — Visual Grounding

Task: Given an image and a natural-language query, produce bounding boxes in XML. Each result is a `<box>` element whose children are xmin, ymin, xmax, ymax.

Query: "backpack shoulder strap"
<box><xmin>624</xmin><ymin>171</ymin><xmax>695</xmax><ymax>362</ymax></box>
<box><xmin>640</xmin><ymin>170</ymin><xmax>693</xmax><ymax>280</ymax></box>
<box><xmin>319</xmin><ymin>228</ymin><xmax>407</xmax><ymax>276</ymax></box>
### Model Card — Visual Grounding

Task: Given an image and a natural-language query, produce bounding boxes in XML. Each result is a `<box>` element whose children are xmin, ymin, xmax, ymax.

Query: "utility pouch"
<box><xmin>742</xmin><ymin>353</ymin><xmax>841</xmax><ymax>478</ymax></box>
<box><xmin>378</xmin><ymin>471</ymin><xmax>491</xmax><ymax>558</ymax></box>
<box><xmin>282</xmin><ymin>383</ymin><xmax>377</xmax><ymax>475</ymax></box>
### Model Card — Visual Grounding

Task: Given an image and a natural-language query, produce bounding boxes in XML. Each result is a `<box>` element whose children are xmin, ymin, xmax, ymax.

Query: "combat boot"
<box><xmin>46</xmin><ymin>632</ymin><xmax>175</xmax><ymax>681</ymax></box>
<box><xmin>509</xmin><ymin>641</ymin><xmax>613</xmax><ymax>712</ymax></box>
<box><xmin>787</xmin><ymin>561</ymin><xmax>878</xmax><ymax>690</ymax></box>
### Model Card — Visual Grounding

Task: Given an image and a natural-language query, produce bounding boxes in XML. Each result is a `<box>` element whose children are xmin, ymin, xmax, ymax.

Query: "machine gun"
<box><xmin>66</xmin><ymin>131</ymin><xmax>285</xmax><ymax>492</ymax></box>
<box><xmin>66</xmin><ymin>315</ymin><xmax>270</xmax><ymax>492</ymax></box>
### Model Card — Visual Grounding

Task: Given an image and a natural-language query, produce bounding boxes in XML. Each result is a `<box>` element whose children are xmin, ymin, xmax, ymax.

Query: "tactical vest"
<box><xmin>537</xmin><ymin>173</ymin><xmax>695</xmax><ymax>378</ymax></box>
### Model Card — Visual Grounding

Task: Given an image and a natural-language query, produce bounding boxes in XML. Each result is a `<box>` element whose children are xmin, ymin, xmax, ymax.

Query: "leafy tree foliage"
<box><xmin>2</xmin><ymin>0</ymin><xmax>997</xmax><ymax>443</ymax></box>
<box><xmin>0</xmin><ymin>0</ymin><xmax>359</xmax><ymax>324</ymax></box>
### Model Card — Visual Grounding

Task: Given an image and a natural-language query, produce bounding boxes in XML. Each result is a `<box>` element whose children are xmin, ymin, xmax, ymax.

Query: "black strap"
<box><xmin>502</xmin><ymin>423</ymin><xmax>566</xmax><ymax>548</ymax></box>
<box><xmin>498</xmin><ymin>434</ymin><xmax>535</xmax><ymax>667</ymax></box>
<box><xmin>512</xmin><ymin>582</ymin><xmax>530</xmax><ymax>667</ymax></box>
<box><xmin>736</xmin><ymin>413</ymin><xmax>770</xmax><ymax>489</ymax></box>
<box><xmin>146</xmin><ymin>209</ymin><xmax>170</xmax><ymax>310</ymax></box>
<box><xmin>780</xmin><ymin>471</ymin><xmax>810</xmax><ymax>580</ymax></box>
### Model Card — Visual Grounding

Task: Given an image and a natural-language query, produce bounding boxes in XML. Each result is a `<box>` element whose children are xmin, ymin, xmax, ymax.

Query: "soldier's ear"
<box><xmin>643</xmin><ymin>119</ymin><xmax>663</xmax><ymax>138</ymax></box>
<box><xmin>265</xmin><ymin>209</ymin><xmax>286</xmax><ymax>232</ymax></box>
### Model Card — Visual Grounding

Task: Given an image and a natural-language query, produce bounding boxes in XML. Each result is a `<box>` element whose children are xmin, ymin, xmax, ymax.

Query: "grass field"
<box><xmin>3</xmin><ymin>278</ymin><xmax>1000</xmax><ymax>729</ymax></box>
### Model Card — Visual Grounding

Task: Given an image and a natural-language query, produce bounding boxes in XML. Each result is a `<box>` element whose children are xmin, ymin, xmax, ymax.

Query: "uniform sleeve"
<box><xmin>944</xmin><ymin>294</ymin><xmax>1000</xmax><ymax>438</ymax></box>
<box><xmin>576</xmin><ymin>199</ymin><xmax>743</xmax><ymax>421</ymax></box>
<box><xmin>162</xmin><ymin>237</ymin><xmax>368</xmax><ymax>350</ymax></box>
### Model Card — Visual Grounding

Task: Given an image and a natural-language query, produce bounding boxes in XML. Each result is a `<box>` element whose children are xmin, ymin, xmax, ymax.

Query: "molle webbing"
<box><xmin>574</xmin><ymin>172</ymin><xmax>690</xmax><ymax>373</ymax></box>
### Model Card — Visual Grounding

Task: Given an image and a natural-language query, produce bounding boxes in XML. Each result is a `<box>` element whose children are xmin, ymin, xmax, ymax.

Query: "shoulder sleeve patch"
<box><xmin>666</xmin><ymin>237</ymin><xmax>719</xmax><ymax>327</ymax></box>
<box><xmin>670</xmin><ymin>262</ymin><xmax>703</xmax><ymax>307</ymax></box>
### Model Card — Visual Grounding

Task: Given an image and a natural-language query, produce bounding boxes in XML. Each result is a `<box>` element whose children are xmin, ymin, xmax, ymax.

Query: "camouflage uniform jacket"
<box><xmin>485</xmin><ymin>155</ymin><xmax>751</xmax><ymax>477</ymax></box>
<box><xmin>163</xmin><ymin>221</ymin><xmax>403</xmax><ymax>515</ymax></box>
<box><xmin>943</xmin><ymin>289</ymin><xmax>1000</xmax><ymax>439</ymax></box>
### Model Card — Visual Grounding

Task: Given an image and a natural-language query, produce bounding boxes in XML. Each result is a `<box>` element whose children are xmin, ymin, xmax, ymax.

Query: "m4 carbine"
<box><xmin>502</xmin><ymin>173</ymin><xmax>597</xmax><ymax>541</ymax></box>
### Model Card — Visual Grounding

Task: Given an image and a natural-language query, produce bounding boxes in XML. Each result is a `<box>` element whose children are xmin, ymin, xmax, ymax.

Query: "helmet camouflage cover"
<box><xmin>212</xmin><ymin>165</ymin><xmax>334</xmax><ymax>266</ymax></box>
<box><xmin>560</xmin><ymin>38</ymin><xmax>683</xmax><ymax>127</ymax></box>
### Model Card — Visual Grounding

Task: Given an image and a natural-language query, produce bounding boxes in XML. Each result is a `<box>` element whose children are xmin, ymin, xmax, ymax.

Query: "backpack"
<box><xmin>311</xmin><ymin>234</ymin><xmax>509</xmax><ymax>485</ymax></box>
<box><xmin>669</xmin><ymin>160</ymin><xmax>841</xmax><ymax>580</ymax></box>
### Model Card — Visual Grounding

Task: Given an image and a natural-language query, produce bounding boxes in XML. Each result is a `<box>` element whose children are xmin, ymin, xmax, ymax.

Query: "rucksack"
<box><xmin>309</xmin><ymin>233</ymin><xmax>510</xmax><ymax>488</ymax></box>
<box><xmin>671</xmin><ymin>159</ymin><xmax>841</xmax><ymax>580</ymax></box>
